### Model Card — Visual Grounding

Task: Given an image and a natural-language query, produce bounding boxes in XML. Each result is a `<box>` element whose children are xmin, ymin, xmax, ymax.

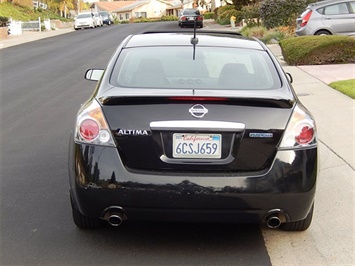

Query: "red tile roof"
<box><xmin>94</xmin><ymin>1</ymin><xmax>137</xmax><ymax>12</ymax></box>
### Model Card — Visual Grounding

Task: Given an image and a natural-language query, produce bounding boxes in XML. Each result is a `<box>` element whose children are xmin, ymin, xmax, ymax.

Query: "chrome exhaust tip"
<box><xmin>266</xmin><ymin>216</ymin><xmax>282</xmax><ymax>229</ymax></box>
<box><xmin>102</xmin><ymin>206</ymin><xmax>126</xmax><ymax>226</ymax></box>
<box><xmin>265</xmin><ymin>209</ymin><xmax>288</xmax><ymax>229</ymax></box>
<box><xmin>108</xmin><ymin>213</ymin><xmax>123</xmax><ymax>226</ymax></box>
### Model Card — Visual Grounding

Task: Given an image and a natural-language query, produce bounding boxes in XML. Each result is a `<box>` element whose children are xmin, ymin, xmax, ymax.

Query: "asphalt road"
<box><xmin>0</xmin><ymin>22</ymin><xmax>272</xmax><ymax>265</ymax></box>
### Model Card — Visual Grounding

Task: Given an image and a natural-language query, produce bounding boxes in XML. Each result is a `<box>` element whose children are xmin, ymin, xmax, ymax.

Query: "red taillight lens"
<box><xmin>295</xmin><ymin>125</ymin><xmax>314</xmax><ymax>145</ymax></box>
<box><xmin>301</xmin><ymin>10</ymin><xmax>312</xmax><ymax>27</ymax></box>
<box><xmin>75</xmin><ymin>100</ymin><xmax>115</xmax><ymax>146</ymax></box>
<box><xmin>279</xmin><ymin>105</ymin><xmax>316</xmax><ymax>149</ymax></box>
<box><xmin>79</xmin><ymin>119</ymin><xmax>99</xmax><ymax>141</ymax></box>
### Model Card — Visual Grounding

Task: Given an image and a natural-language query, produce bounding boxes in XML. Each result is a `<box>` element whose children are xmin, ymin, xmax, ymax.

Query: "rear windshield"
<box><xmin>183</xmin><ymin>9</ymin><xmax>200</xmax><ymax>15</ymax></box>
<box><xmin>77</xmin><ymin>13</ymin><xmax>92</xmax><ymax>19</ymax></box>
<box><xmin>110</xmin><ymin>46</ymin><xmax>281</xmax><ymax>90</ymax></box>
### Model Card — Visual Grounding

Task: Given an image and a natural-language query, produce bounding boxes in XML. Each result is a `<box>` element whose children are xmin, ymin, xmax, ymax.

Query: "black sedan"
<box><xmin>68</xmin><ymin>31</ymin><xmax>317</xmax><ymax>231</ymax></box>
<box><xmin>178</xmin><ymin>9</ymin><xmax>203</xmax><ymax>28</ymax></box>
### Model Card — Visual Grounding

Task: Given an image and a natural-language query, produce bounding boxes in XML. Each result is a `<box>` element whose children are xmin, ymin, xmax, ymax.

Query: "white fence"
<box><xmin>8</xmin><ymin>18</ymin><xmax>52</xmax><ymax>36</ymax></box>
<box><xmin>33</xmin><ymin>1</ymin><xmax>48</xmax><ymax>10</ymax></box>
<box><xmin>21</xmin><ymin>18</ymin><xmax>41</xmax><ymax>31</ymax></box>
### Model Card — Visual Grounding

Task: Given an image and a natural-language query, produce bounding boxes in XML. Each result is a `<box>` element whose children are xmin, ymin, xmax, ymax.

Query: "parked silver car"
<box><xmin>296</xmin><ymin>0</ymin><xmax>355</xmax><ymax>36</ymax></box>
<box><xmin>93</xmin><ymin>12</ymin><xmax>103</xmax><ymax>27</ymax></box>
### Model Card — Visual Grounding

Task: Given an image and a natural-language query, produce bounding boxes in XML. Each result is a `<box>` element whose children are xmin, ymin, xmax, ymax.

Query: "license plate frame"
<box><xmin>172</xmin><ymin>133</ymin><xmax>222</xmax><ymax>159</ymax></box>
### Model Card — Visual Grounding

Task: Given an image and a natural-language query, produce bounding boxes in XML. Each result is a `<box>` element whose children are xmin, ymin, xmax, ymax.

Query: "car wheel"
<box><xmin>315</xmin><ymin>30</ymin><xmax>331</xmax><ymax>35</ymax></box>
<box><xmin>281</xmin><ymin>203</ymin><xmax>314</xmax><ymax>231</ymax></box>
<box><xmin>71</xmin><ymin>195</ymin><xmax>103</xmax><ymax>229</ymax></box>
<box><xmin>200</xmin><ymin>24</ymin><xmax>203</xmax><ymax>28</ymax></box>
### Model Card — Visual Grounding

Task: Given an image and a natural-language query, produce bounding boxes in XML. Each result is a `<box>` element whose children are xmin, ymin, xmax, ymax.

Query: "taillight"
<box><xmin>301</xmin><ymin>10</ymin><xmax>312</xmax><ymax>27</ymax></box>
<box><xmin>295</xmin><ymin>125</ymin><xmax>314</xmax><ymax>144</ymax></box>
<box><xmin>74</xmin><ymin>99</ymin><xmax>115</xmax><ymax>146</ymax></box>
<box><xmin>279</xmin><ymin>105</ymin><xmax>316</xmax><ymax>149</ymax></box>
<box><xmin>80</xmin><ymin>119</ymin><xmax>99</xmax><ymax>141</ymax></box>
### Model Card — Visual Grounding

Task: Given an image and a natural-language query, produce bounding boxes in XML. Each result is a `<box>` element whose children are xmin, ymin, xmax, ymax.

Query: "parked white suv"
<box><xmin>296</xmin><ymin>0</ymin><xmax>355</xmax><ymax>36</ymax></box>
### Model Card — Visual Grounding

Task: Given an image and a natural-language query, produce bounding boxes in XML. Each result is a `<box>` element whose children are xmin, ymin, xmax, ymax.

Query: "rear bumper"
<box><xmin>69</xmin><ymin>138</ymin><xmax>317</xmax><ymax>224</ymax></box>
<box><xmin>181</xmin><ymin>20</ymin><xmax>203</xmax><ymax>26</ymax></box>
<box><xmin>295</xmin><ymin>27</ymin><xmax>311</xmax><ymax>36</ymax></box>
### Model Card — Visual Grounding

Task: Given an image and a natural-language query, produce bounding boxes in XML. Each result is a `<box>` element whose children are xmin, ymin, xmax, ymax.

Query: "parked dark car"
<box><xmin>69</xmin><ymin>30</ymin><xmax>318</xmax><ymax>231</ymax></box>
<box><xmin>296</xmin><ymin>0</ymin><xmax>355</xmax><ymax>36</ymax></box>
<box><xmin>178</xmin><ymin>9</ymin><xmax>203</xmax><ymax>28</ymax></box>
<box><xmin>99</xmin><ymin>11</ymin><xmax>114</xmax><ymax>25</ymax></box>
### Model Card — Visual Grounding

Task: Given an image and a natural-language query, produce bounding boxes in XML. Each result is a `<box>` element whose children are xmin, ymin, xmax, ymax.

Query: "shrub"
<box><xmin>241</xmin><ymin>26</ymin><xmax>268</xmax><ymax>38</ymax></box>
<box><xmin>280</xmin><ymin>36</ymin><xmax>355</xmax><ymax>65</ymax></box>
<box><xmin>0</xmin><ymin>16</ymin><xmax>9</xmax><ymax>27</ymax></box>
<box><xmin>203</xmin><ymin>12</ymin><xmax>214</xmax><ymax>19</ymax></box>
<box><xmin>260</xmin><ymin>0</ymin><xmax>307</xmax><ymax>29</ymax></box>
<box><xmin>216</xmin><ymin>6</ymin><xmax>240</xmax><ymax>25</ymax></box>
<box><xmin>133</xmin><ymin>17</ymin><xmax>177</xmax><ymax>23</ymax></box>
<box><xmin>216</xmin><ymin>5</ymin><xmax>237</xmax><ymax>17</ymax></box>
<box><xmin>240</xmin><ymin>26</ymin><xmax>289</xmax><ymax>43</ymax></box>
<box><xmin>160</xmin><ymin>15</ymin><xmax>178</xmax><ymax>21</ymax></box>
<box><xmin>240</xmin><ymin>3</ymin><xmax>261</xmax><ymax>27</ymax></box>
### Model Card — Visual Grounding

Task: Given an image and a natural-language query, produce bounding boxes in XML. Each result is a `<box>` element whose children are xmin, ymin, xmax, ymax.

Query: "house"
<box><xmin>91</xmin><ymin>0</ymin><xmax>177</xmax><ymax>21</ymax></box>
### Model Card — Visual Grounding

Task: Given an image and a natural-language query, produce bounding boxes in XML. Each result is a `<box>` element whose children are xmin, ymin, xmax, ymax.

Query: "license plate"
<box><xmin>173</xmin><ymin>133</ymin><xmax>221</xmax><ymax>159</ymax></box>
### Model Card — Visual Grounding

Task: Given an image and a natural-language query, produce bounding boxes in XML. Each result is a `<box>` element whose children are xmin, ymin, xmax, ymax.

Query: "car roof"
<box><xmin>123</xmin><ymin>32</ymin><xmax>265</xmax><ymax>50</ymax></box>
<box><xmin>308</xmin><ymin>0</ymin><xmax>350</xmax><ymax>8</ymax></box>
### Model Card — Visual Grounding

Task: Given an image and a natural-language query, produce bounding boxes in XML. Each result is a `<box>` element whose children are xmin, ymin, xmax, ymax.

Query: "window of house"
<box><xmin>135</xmin><ymin>12</ymin><xmax>147</xmax><ymax>18</ymax></box>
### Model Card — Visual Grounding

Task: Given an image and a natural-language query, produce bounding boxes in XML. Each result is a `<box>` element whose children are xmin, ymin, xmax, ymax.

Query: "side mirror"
<box><xmin>85</xmin><ymin>69</ymin><xmax>104</xmax><ymax>81</ymax></box>
<box><xmin>286</xmin><ymin>72</ymin><xmax>293</xmax><ymax>83</ymax></box>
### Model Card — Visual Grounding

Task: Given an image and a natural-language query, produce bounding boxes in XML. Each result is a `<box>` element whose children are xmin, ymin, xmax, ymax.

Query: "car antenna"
<box><xmin>190</xmin><ymin>18</ymin><xmax>198</xmax><ymax>60</ymax></box>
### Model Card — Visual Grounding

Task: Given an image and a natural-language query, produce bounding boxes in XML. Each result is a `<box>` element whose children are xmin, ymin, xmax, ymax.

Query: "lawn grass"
<box><xmin>328</xmin><ymin>79</ymin><xmax>355</xmax><ymax>99</ymax></box>
<box><xmin>0</xmin><ymin>3</ymin><xmax>70</xmax><ymax>22</ymax></box>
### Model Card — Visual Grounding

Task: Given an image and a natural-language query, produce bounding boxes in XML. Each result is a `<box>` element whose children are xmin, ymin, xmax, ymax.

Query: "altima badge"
<box><xmin>189</xmin><ymin>104</ymin><xmax>208</xmax><ymax>118</ymax></box>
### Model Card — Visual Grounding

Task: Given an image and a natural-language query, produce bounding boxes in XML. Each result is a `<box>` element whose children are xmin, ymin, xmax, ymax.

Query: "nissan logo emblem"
<box><xmin>189</xmin><ymin>104</ymin><xmax>208</xmax><ymax>118</ymax></box>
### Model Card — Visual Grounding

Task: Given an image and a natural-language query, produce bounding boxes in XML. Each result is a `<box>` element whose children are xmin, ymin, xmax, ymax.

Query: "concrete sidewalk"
<box><xmin>0</xmin><ymin>27</ymin><xmax>74</xmax><ymax>49</ymax></box>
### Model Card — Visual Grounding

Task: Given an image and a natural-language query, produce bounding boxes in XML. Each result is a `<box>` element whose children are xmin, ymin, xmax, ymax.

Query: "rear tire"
<box><xmin>281</xmin><ymin>204</ymin><xmax>314</xmax><ymax>231</ymax></box>
<box><xmin>71</xmin><ymin>195</ymin><xmax>103</xmax><ymax>229</ymax></box>
<box><xmin>315</xmin><ymin>30</ymin><xmax>331</xmax><ymax>35</ymax></box>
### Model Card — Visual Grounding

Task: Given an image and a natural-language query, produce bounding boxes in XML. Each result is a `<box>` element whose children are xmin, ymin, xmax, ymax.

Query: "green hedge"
<box><xmin>203</xmin><ymin>12</ymin><xmax>214</xmax><ymax>19</ymax></box>
<box><xmin>260</xmin><ymin>0</ymin><xmax>307</xmax><ymax>28</ymax></box>
<box><xmin>280</xmin><ymin>36</ymin><xmax>355</xmax><ymax>65</ymax></box>
<box><xmin>0</xmin><ymin>16</ymin><xmax>8</xmax><ymax>27</ymax></box>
